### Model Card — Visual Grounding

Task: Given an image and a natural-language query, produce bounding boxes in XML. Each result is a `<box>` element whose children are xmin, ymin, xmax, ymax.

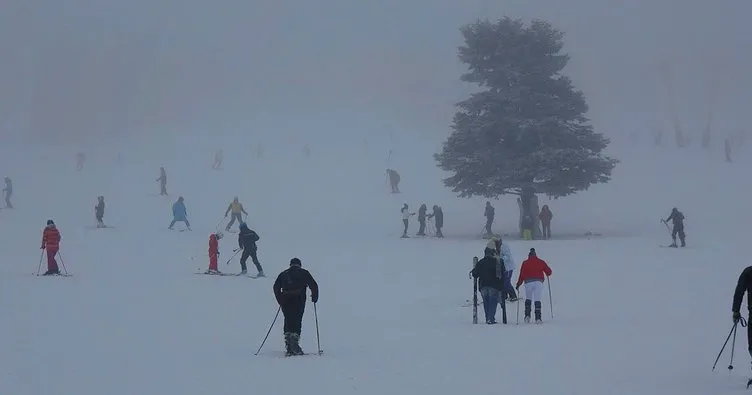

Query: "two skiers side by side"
<box><xmin>471</xmin><ymin>245</ymin><xmax>506</xmax><ymax>324</ymax></box>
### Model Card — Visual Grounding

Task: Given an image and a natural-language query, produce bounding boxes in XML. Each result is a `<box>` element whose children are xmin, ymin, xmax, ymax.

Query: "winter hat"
<box><xmin>484</xmin><ymin>247</ymin><xmax>496</xmax><ymax>257</ymax></box>
<box><xmin>529</xmin><ymin>248</ymin><xmax>536</xmax><ymax>257</ymax></box>
<box><xmin>290</xmin><ymin>258</ymin><xmax>302</xmax><ymax>267</ymax></box>
<box><xmin>46</xmin><ymin>220</ymin><xmax>54</xmax><ymax>225</ymax></box>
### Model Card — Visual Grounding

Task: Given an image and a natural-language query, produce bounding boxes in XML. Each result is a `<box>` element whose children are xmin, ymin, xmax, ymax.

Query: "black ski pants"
<box><xmin>240</xmin><ymin>247</ymin><xmax>262</xmax><ymax>272</ymax></box>
<box><xmin>672</xmin><ymin>225</ymin><xmax>686</xmax><ymax>245</ymax></box>
<box><xmin>417</xmin><ymin>219</ymin><xmax>426</xmax><ymax>235</ymax></box>
<box><xmin>485</xmin><ymin>217</ymin><xmax>494</xmax><ymax>235</ymax></box>
<box><xmin>282</xmin><ymin>297</ymin><xmax>306</xmax><ymax>335</ymax></box>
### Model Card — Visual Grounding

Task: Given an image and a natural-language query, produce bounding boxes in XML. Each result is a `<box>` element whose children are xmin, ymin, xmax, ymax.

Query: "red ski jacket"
<box><xmin>516</xmin><ymin>256</ymin><xmax>552</xmax><ymax>287</ymax></box>
<box><xmin>209</xmin><ymin>234</ymin><xmax>218</xmax><ymax>255</ymax></box>
<box><xmin>42</xmin><ymin>226</ymin><xmax>61</xmax><ymax>250</ymax></box>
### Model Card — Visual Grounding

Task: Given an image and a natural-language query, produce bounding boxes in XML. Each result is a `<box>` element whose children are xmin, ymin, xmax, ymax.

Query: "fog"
<box><xmin>1</xmin><ymin>0</ymin><xmax>750</xmax><ymax>145</ymax></box>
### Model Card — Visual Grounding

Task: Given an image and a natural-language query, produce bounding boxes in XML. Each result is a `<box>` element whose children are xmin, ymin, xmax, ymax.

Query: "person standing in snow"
<box><xmin>494</xmin><ymin>237</ymin><xmax>518</xmax><ymax>302</ymax></box>
<box><xmin>416</xmin><ymin>204</ymin><xmax>427</xmax><ymax>236</ymax></box>
<box><xmin>516</xmin><ymin>248</ymin><xmax>552</xmax><ymax>324</ymax></box>
<box><xmin>3</xmin><ymin>177</ymin><xmax>12</xmax><ymax>208</ymax></box>
<box><xmin>400</xmin><ymin>203</ymin><xmax>415</xmax><ymax>238</ymax></box>
<box><xmin>224</xmin><ymin>197</ymin><xmax>248</xmax><ymax>231</ymax></box>
<box><xmin>213</xmin><ymin>149</ymin><xmax>223</xmax><ymax>170</ymax></box>
<box><xmin>95</xmin><ymin>196</ymin><xmax>106</xmax><ymax>228</ymax></box>
<box><xmin>387</xmin><ymin>169</ymin><xmax>400</xmax><ymax>193</ymax></box>
<box><xmin>273</xmin><ymin>257</ymin><xmax>319</xmax><ymax>356</ymax></box>
<box><xmin>156</xmin><ymin>167</ymin><xmax>168</xmax><ymax>196</ymax></box>
<box><xmin>40</xmin><ymin>220</ymin><xmax>62</xmax><ymax>275</ymax></box>
<box><xmin>539</xmin><ymin>205</ymin><xmax>553</xmax><ymax>240</ymax></box>
<box><xmin>427</xmin><ymin>205</ymin><xmax>444</xmax><ymax>238</ymax></box>
<box><xmin>732</xmin><ymin>266</ymin><xmax>752</xmax><ymax>359</ymax></box>
<box><xmin>471</xmin><ymin>245</ymin><xmax>506</xmax><ymax>324</ymax></box>
<box><xmin>238</xmin><ymin>223</ymin><xmax>264</xmax><ymax>276</ymax></box>
<box><xmin>205</xmin><ymin>232</ymin><xmax>224</xmax><ymax>274</ymax></box>
<box><xmin>662</xmin><ymin>207</ymin><xmax>686</xmax><ymax>247</ymax></box>
<box><xmin>484</xmin><ymin>201</ymin><xmax>495</xmax><ymax>237</ymax></box>
<box><xmin>169</xmin><ymin>196</ymin><xmax>191</xmax><ymax>230</ymax></box>
<box><xmin>76</xmin><ymin>152</ymin><xmax>85</xmax><ymax>171</ymax></box>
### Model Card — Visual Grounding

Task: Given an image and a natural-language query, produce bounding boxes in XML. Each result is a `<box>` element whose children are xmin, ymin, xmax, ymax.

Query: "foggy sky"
<box><xmin>1</xmin><ymin>0</ymin><xmax>750</xmax><ymax>144</ymax></box>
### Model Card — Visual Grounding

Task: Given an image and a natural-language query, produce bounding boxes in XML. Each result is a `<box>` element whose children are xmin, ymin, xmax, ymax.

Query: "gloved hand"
<box><xmin>217</xmin><ymin>251</ymin><xmax>220</xmax><ymax>256</ymax></box>
<box><xmin>40</xmin><ymin>245</ymin><xmax>44</xmax><ymax>249</ymax></box>
<box><xmin>312</xmin><ymin>294</ymin><xmax>318</xmax><ymax>304</ymax></box>
<box><xmin>734</xmin><ymin>311</ymin><xmax>741</xmax><ymax>323</ymax></box>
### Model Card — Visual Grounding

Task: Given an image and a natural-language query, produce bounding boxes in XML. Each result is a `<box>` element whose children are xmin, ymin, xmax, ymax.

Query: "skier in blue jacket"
<box><xmin>169</xmin><ymin>196</ymin><xmax>191</xmax><ymax>230</ymax></box>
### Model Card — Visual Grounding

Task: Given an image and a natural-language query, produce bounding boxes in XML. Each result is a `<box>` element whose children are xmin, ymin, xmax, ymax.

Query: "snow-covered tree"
<box><xmin>435</xmin><ymin>18</ymin><xmax>617</xmax><ymax>237</ymax></box>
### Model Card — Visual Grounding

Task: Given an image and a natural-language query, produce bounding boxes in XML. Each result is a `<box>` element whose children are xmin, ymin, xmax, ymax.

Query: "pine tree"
<box><xmin>435</xmin><ymin>18</ymin><xmax>617</xmax><ymax>236</ymax></box>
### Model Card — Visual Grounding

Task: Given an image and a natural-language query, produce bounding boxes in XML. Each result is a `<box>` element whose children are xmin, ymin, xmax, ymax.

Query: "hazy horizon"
<box><xmin>1</xmin><ymin>1</ymin><xmax>750</xmax><ymax>145</ymax></box>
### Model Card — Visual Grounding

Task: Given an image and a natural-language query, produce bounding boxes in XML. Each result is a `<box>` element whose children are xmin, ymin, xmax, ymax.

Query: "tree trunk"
<box><xmin>517</xmin><ymin>192</ymin><xmax>542</xmax><ymax>239</ymax></box>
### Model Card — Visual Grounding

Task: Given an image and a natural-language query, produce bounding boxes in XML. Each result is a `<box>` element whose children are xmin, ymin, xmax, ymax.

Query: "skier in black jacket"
<box><xmin>428</xmin><ymin>205</ymin><xmax>443</xmax><ymax>238</ymax></box>
<box><xmin>471</xmin><ymin>246</ymin><xmax>506</xmax><ymax>324</ymax></box>
<box><xmin>732</xmin><ymin>266</ymin><xmax>752</xmax><ymax>358</ymax></box>
<box><xmin>663</xmin><ymin>207</ymin><xmax>686</xmax><ymax>247</ymax></box>
<box><xmin>273</xmin><ymin>258</ymin><xmax>319</xmax><ymax>356</ymax></box>
<box><xmin>95</xmin><ymin>196</ymin><xmax>105</xmax><ymax>228</ymax></box>
<box><xmin>238</xmin><ymin>223</ymin><xmax>264</xmax><ymax>277</ymax></box>
<box><xmin>416</xmin><ymin>204</ymin><xmax>427</xmax><ymax>236</ymax></box>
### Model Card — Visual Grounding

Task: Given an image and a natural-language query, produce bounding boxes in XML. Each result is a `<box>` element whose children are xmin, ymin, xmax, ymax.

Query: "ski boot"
<box><xmin>284</xmin><ymin>333</ymin><xmax>294</xmax><ymax>356</ymax></box>
<box><xmin>256</xmin><ymin>270</ymin><xmax>265</xmax><ymax>278</ymax></box>
<box><xmin>524</xmin><ymin>299</ymin><xmax>532</xmax><ymax>323</ymax></box>
<box><xmin>290</xmin><ymin>333</ymin><xmax>304</xmax><ymax>355</ymax></box>
<box><xmin>205</xmin><ymin>269</ymin><xmax>221</xmax><ymax>275</ymax></box>
<box><xmin>240</xmin><ymin>269</ymin><xmax>247</xmax><ymax>275</ymax></box>
<box><xmin>535</xmin><ymin>301</ymin><xmax>542</xmax><ymax>324</ymax></box>
<box><xmin>43</xmin><ymin>269</ymin><xmax>60</xmax><ymax>276</ymax></box>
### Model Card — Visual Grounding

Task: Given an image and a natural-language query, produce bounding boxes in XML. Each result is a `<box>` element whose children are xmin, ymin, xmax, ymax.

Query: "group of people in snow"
<box><xmin>484</xmin><ymin>201</ymin><xmax>554</xmax><ymax>240</ymax></box>
<box><xmin>471</xmin><ymin>238</ymin><xmax>552</xmax><ymax>325</ymax></box>
<box><xmin>400</xmin><ymin>203</ymin><xmax>444</xmax><ymax>238</ymax></box>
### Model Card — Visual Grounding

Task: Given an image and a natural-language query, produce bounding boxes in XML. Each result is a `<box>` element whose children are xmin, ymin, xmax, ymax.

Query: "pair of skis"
<box><xmin>195</xmin><ymin>271</ymin><xmax>261</xmax><ymax>278</ymax></box>
<box><xmin>471</xmin><ymin>256</ymin><xmax>507</xmax><ymax>325</ymax></box>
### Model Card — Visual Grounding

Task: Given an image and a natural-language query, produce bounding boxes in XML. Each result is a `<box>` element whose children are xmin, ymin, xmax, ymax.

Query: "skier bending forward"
<box><xmin>273</xmin><ymin>258</ymin><xmax>319</xmax><ymax>356</ymax></box>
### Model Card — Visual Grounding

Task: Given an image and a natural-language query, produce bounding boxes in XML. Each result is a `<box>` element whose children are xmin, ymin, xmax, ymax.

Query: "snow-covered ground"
<box><xmin>0</xmin><ymin>136</ymin><xmax>749</xmax><ymax>395</ymax></box>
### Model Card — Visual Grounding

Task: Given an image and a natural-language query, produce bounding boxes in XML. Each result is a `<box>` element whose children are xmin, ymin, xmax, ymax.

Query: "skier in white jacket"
<box><xmin>497</xmin><ymin>238</ymin><xmax>518</xmax><ymax>301</ymax></box>
<box><xmin>400</xmin><ymin>203</ymin><xmax>415</xmax><ymax>238</ymax></box>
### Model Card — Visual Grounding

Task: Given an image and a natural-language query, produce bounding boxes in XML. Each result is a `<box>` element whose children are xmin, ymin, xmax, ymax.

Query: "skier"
<box><xmin>273</xmin><ymin>258</ymin><xmax>319</xmax><ymax>356</ymax></box>
<box><xmin>213</xmin><ymin>149</ymin><xmax>223</xmax><ymax>169</ymax></box>
<box><xmin>471</xmin><ymin>244</ymin><xmax>505</xmax><ymax>324</ymax></box>
<box><xmin>496</xmin><ymin>237</ymin><xmax>518</xmax><ymax>302</ymax></box>
<box><xmin>169</xmin><ymin>196</ymin><xmax>191</xmax><ymax>230</ymax></box>
<box><xmin>427</xmin><ymin>205</ymin><xmax>444</xmax><ymax>238</ymax></box>
<box><xmin>94</xmin><ymin>196</ymin><xmax>106</xmax><ymax>228</ymax></box>
<box><xmin>521</xmin><ymin>214</ymin><xmax>534</xmax><ymax>240</ymax></box>
<box><xmin>484</xmin><ymin>201</ymin><xmax>495</xmax><ymax>237</ymax></box>
<box><xmin>224</xmin><ymin>197</ymin><xmax>248</xmax><ymax>231</ymax></box>
<box><xmin>238</xmin><ymin>223</ymin><xmax>264</xmax><ymax>276</ymax></box>
<box><xmin>205</xmin><ymin>232</ymin><xmax>224</xmax><ymax>274</ymax></box>
<box><xmin>732</xmin><ymin>266</ymin><xmax>752</xmax><ymax>362</ymax></box>
<box><xmin>3</xmin><ymin>177</ymin><xmax>12</xmax><ymax>208</ymax></box>
<box><xmin>400</xmin><ymin>203</ymin><xmax>415</xmax><ymax>238</ymax></box>
<box><xmin>516</xmin><ymin>248</ymin><xmax>552</xmax><ymax>324</ymax></box>
<box><xmin>416</xmin><ymin>204</ymin><xmax>427</xmax><ymax>236</ymax></box>
<box><xmin>40</xmin><ymin>220</ymin><xmax>62</xmax><ymax>275</ymax></box>
<box><xmin>540</xmin><ymin>205</ymin><xmax>553</xmax><ymax>240</ymax></box>
<box><xmin>662</xmin><ymin>207</ymin><xmax>686</xmax><ymax>247</ymax></box>
<box><xmin>156</xmin><ymin>167</ymin><xmax>168</xmax><ymax>196</ymax></box>
<box><xmin>386</xmin><ymin>169</ymin><xmax>400</xmax><ymax>193</ymax></box>
<box><xmin>76</xmin><ymin>152</ymin><xmax>85</xmax><ymax>171</ymax></box>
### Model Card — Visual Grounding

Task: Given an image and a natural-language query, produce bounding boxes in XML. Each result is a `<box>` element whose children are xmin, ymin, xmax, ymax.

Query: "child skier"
<box><xmin>516</xmin><ymin>248</ymin><xmax>552</xmax><ymax>324</ymax></box>
<box><xmin>40</xmin><ymin>220</ymin><xmax>62</xmax><ymax>275</ymax></box>
<box><xmin>95</xmin><ymin>196</ymin><xmax>106</xmax><ymax>228</ymax></box>
<box><xmin>205</xmin><ymin>232</ymin><xmax>224</xmax><ymax>274</ymax></box>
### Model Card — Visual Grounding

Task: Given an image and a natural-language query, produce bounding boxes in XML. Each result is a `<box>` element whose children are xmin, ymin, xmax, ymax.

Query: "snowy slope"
<box><xmin>0</xmin><ymin>136</ymin><xmax>750</xmax><ymax>395</ymax></box>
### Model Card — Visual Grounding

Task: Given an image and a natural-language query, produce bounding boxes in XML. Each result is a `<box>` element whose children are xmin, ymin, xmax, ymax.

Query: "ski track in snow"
<box><xmin>0</xmin><ymin>142</ymin><xmax>749</xmax><ymax>395</ymax></box>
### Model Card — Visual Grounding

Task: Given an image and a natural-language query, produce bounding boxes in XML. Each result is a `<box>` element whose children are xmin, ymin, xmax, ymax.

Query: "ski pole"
<box><xmin>712</xmin><ymin>318</ymin><xmax>747</xmax><ymax>371</ymax></box>
<box><xmin>547</xmin><ymin>275</ymin><xmax>554</xmax><ymax>319</ymax></box>
<box><xmin>57</xmin><ymin>252</ymin><xmax>69</xmax><ymax>275</ymax></box>
<box><xmin>516</xmin><ymin>290</ymin><xmax>521</xmax><ymax>325</ymax></box>
<box><xmin>729</xmin><ymin>321</ymin><xmax>738</xmax><ymax>370</ymax></box>
<box><xmin>36</xmin><ymin>250</ymin><xmax>44</xmax><ymax>276</ymax></box>
<box><xmin>225</xmin><ymin>248</ymin><xmax>242</xmax><ymax>265</ymax></box>
<box><xmin>254</xmin><ymin>306</ymin><xmax>281</xmax><ymax>355</ymax></box>
<box><xmin>314</xmin><ymin>302</ymin><xmax>322</xmax><ymax>355</ymax></box>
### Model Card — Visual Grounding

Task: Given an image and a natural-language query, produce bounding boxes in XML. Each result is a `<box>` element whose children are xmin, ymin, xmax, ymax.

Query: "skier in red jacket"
<box><xmin>516</xmin><ymin>248</ymin><xmax>552</xmax><ymax>324</ymax></box>
<box><xmin>205</xmin><ymin>232</ymin><xmax>224</xmax><ymax>274</ymax></box>
<box><xmin>40</xmin><ymin>220</ymin><xmax>62</xmax><ymax>275</ymax></box>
